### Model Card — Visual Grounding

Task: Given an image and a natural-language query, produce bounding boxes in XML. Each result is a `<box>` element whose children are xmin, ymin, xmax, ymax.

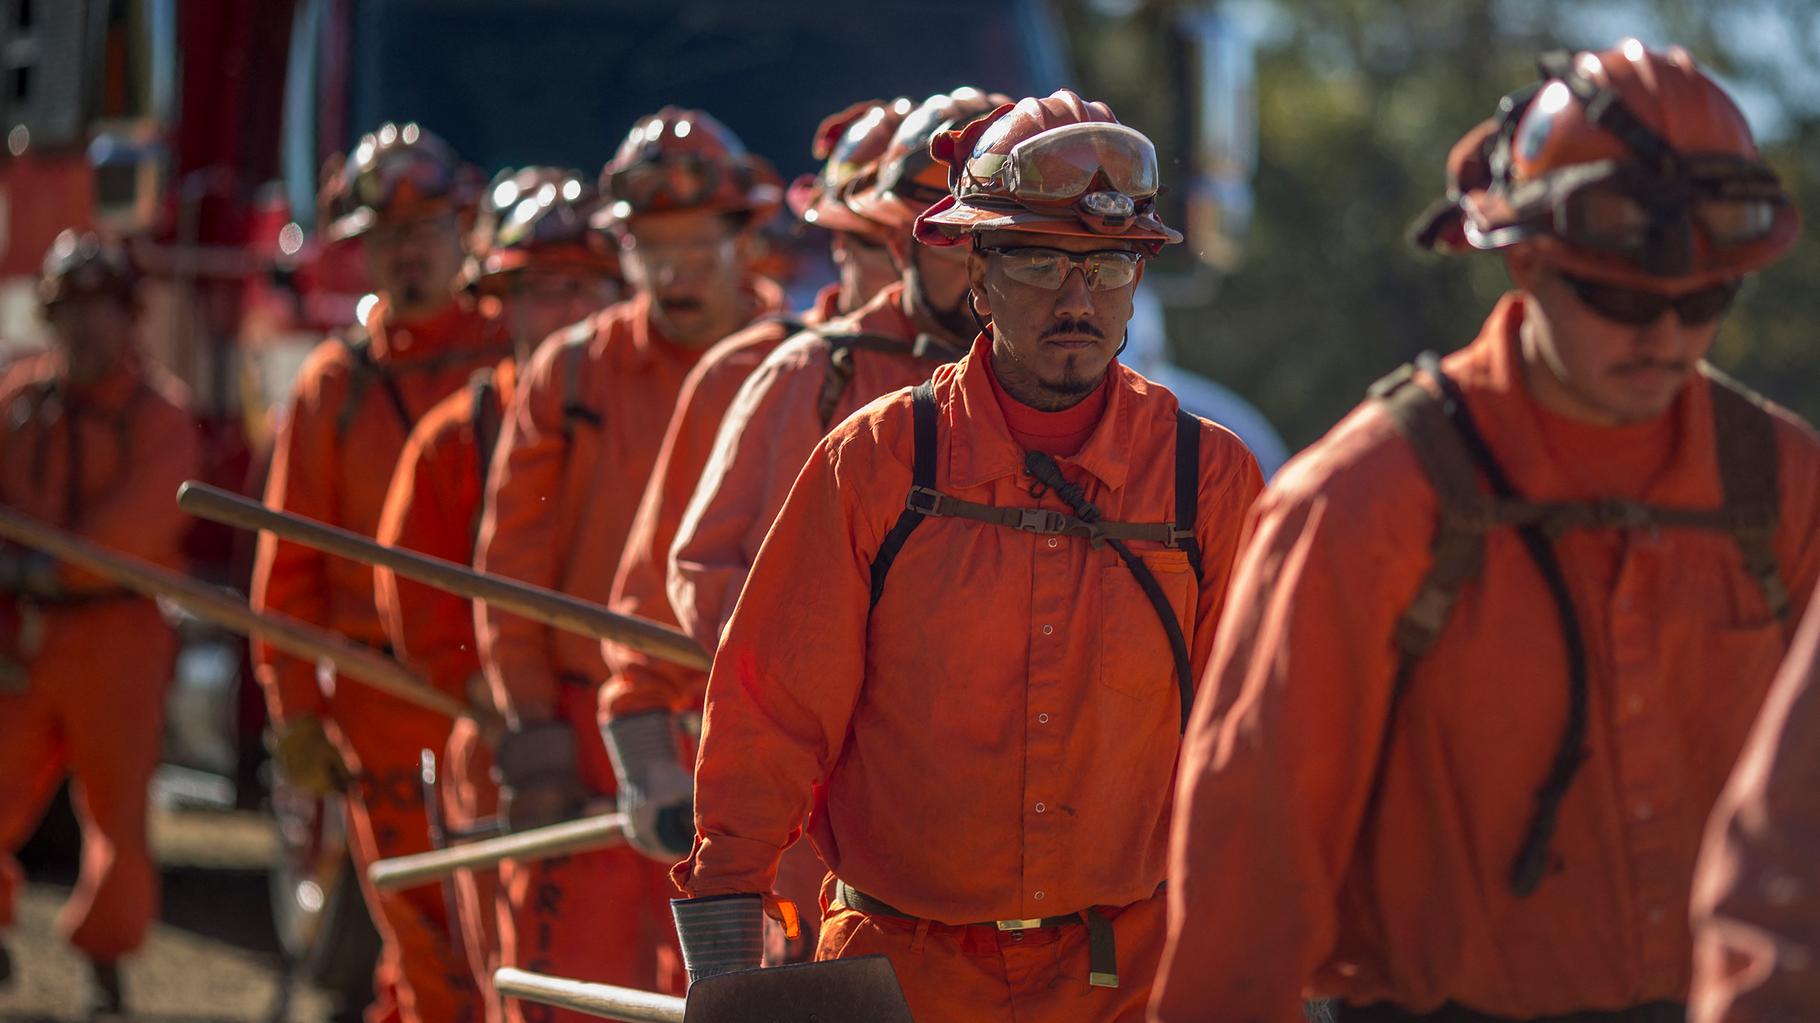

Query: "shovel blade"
<box><xmin>682</xmin><ymin>955</ymin><xmax>914</xmax><ymax>1023</ymax></box>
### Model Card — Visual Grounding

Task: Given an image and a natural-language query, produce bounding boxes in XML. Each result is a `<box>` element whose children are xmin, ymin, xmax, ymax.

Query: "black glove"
<box><xmin>493</xmin><ymin>719</ymin><xmax>584</xmax><ymax>831</ymax></box>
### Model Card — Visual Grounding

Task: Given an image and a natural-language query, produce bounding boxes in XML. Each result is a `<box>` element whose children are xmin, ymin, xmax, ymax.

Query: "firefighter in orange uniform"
<box><xmin>472</xmin><ymin>108</ymin><xmax>781</xmax><ymax>1015</ymax></box>
<box><xmin>593</xmin><ymin>98</ymin><xmax>912</xmax><ymax>952</ymax></box>
<box><xmin>0</xmin><ymin>232</ymin><xmax>199</xmax><ymax>1014</ymax></box>
<box><xmin>664</xmin><ymin>88</ymin><xmax>1007</xmax><ymax>657</ymax></box>
<box><xmin>1151</xmin><ymin>43</ymin><xmax>1820</xmax><ymax>1023</ymax></box>
<box><xmin>251</xmin><ymin>123</ymin><xmax>511</xmax><ymax>1023</ymax></box>
<box><xmin>669</xmin><ymin>91</ymin><xmax>1264</xmax><ymax>1023</ymax></box>
<box><xmin>1689</xmin><ymin>588</ymin><xmax>1820</xmax><ymax>1023</ymax></box>
<box><xmin>374</xmin><ymin>167</ymin><xmax>622</xmax><ymax>1022</ymax></box>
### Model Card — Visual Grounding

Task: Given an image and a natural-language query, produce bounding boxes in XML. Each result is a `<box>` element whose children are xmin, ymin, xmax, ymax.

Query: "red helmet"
<box><xmin>463</xmin><ymin>167</ymin><xmax>622</xmax><ymax>296</ymax></box>
<box><xmin>592</xmin><ymin>107</ymin><xmax>782</xmax><ymax>229</ymax></box>
<box><xmin>914</xmin><ymin>89</ymin><xmax>1182</xmax><ymax>253</ymax></box>
<box><xmin>1413</xmin><ymin>40</ymin><xmax>1798</xmax><ymax>289</ymax></box>
<box><xmin>787</xmin><ymin>97</ymin><xmax>913</xmax><ymax>238</ymax></box>
<box><xmin>319</xmin><ymin>122</ymin><xmax>479</xmax><ymax>243</ymax></box>
<box><xmin>38</xmin><ymin>230</ymin><xmax>137</xmax><ymax>307</ymax></box>
<box><xmin>844</xmin><ymin>88</ymin><xmax>1010</xmax><ymax>237</ymax></box>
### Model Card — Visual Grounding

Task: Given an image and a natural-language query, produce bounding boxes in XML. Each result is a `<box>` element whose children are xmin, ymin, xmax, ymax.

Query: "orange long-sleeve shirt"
<box><xmin>476</xmin><ymin>284</ymin><xmax>780</xmax><ymax>726</ymax></box>
<box><xmin>597</xmin><ymin>285</ymin><xmax>840</xmax><ymax>720</ymax></box>
<box><xmin>1152</xmin><ymin>295</ymin><xmax>1820</xmax><ymax>1022</ymax></box>
<box><xmin>0</xmin><ymin>353</ymin><xmax>198</xmax><ymax>583</ymax></box>
<box><xmin>668</xmin><ymin>282</ymin><xmax>951</xmax><ymax>652</ymax></box>
<box><xmin>251</xmin><ymin>299</ymin><xmax>510</xmax><ymax>724</ymax></box>
<box><xmin>1690</xmin><ymin>587</ymin><xmax>1820</xmax><ymax>1023</ymax></box>
<box><xmin>375</xmin><ymin>359</ymin><xmax>516</xmax><ymax>701</ymax></box>
<box><xmin>676</xmin><ymin>335</ymin><xmax>1264</xmax><ymax>925</ymax></box>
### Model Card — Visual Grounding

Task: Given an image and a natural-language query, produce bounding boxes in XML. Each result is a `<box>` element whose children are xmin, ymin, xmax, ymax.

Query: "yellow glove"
<box><xmin>269</xmin><ymin>714</ymin><xmax>350</xmax><ymax>796</ymax></box>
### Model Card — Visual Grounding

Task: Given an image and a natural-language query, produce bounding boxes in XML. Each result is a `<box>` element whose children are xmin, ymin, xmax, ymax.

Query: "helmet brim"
<box><xmin>912</xmin><ymin>195</ymin><xmax>1181</xmax><ymax>251</ymax></box>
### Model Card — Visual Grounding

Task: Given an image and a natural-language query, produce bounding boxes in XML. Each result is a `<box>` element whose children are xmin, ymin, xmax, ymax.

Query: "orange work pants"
<box><xmin>498</xmin><ymin>684</ymin><xmax>684</xmax><ymax>1023</ymax></box>
<box><xmin>0</xmin><ymin>601</ymin><xmax>173</xmax><ymax>964</ymax></box>
<box><xmin>815</xmin><ymin>884</ymin><xmax>1169</xmax><ymax>1023</ymax></box>
<box><xmin>332</xmin><ymin>685</ymin><xmax>480</xmax><ymax>1023</ymax></box>
<box><xmin>443</xmin><ymin>717</ymin><xmax>503</xmax><ymax>1023</ymax></box>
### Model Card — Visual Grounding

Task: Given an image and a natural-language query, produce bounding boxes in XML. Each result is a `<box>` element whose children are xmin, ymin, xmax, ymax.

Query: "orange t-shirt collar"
<box><xmin>981</xmin><ymin>338</ymin><xmax>1113</xmax><ymax>457</ymax></box>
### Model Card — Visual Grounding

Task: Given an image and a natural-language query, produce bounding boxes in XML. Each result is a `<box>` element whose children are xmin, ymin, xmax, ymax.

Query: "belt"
<box><xmin>833</xmin><ymin>880</ymin><xmax>1122</xmax><ymax>989</ymax></box>
<box><xmin>1335</xmin><ymin>1001</ymin><xmax>1685</xmax><ymax>1023</ymax></box>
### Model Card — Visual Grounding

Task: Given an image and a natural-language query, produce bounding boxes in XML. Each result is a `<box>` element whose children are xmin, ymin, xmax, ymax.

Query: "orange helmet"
<box><xmin>914</xmin><ymin>89</ymin><xmax>1182</xmax><ymax>253</ymax></box>
<box><xmin>319</xmin><ymin>122</ymin><xmax>479</xmax><ymax>243</ymax></box>
<box><xmin>592</xmin><ymin>107</ymin><xmax>782</xmax><ymax>229</ymax></box>
<box><xmin>462</xmin><ymin>167</ymin><xmax>621</xmax><ymax>296</ymax></box>
<box><xmin>845</xmin><ymin>88</ymin><xmax>1010</xmax><ymax>238</ymax></box>
<box><xmin>787</xmin><ymin>97</ymin><xmax>914</xmax><ymax>238</ymax></box>
<box><xmin>1413</xmin><ymin>40</ymin><xmax>1798</xmax><ymax>289</ymax></box>
<box><xmin>38</xmin><ymin>230</ymin><xmax>137</xmax><ymax>307</ymax></box>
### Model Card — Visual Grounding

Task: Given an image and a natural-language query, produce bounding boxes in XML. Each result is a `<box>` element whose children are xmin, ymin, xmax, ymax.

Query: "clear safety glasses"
<box><xmin>984</xmin><ymin>245</ymin><xmax>1143</xmax><ymax>291</ymax></box>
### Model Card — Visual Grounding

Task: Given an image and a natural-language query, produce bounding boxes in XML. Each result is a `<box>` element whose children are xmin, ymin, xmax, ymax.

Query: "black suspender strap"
<box><xmin>1174</xmin><ymin>409</ymin><xmax>1204</xmax><ymax>581</ymax></box>
<box><xmin>1024</xmin><ymin>450</ymin><xmax>1196</xmax><ymax>733</ymax></box>
<box><xmin>1418</xmin><ymin>352</ymin><xmax>1589</xmax><ymax>897</ymax></box>
<box><xmin>868</xmin><ymin>381</ymin><xmax>937</xmax><ymax>608</ymax></box>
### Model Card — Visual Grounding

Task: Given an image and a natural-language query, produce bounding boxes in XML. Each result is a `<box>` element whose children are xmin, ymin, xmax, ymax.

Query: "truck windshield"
<box><xmin>345</xmin><ymin>0</ymin><xmax>1059</xmax><ymax>178</ymax></box>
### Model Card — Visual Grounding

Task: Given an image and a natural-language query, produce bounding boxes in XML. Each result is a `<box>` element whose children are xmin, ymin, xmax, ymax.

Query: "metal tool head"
<box><xmin>683</xmin><ymin>955</ymin><xmax>914</xmax><ymax>1023</ymax></box>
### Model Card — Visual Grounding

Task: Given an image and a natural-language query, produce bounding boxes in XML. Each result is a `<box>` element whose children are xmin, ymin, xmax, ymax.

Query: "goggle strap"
<box><xmin>1535</xmin><ymin>49</ymin><xmax>1678</xmax><ymax>169</ymax></box>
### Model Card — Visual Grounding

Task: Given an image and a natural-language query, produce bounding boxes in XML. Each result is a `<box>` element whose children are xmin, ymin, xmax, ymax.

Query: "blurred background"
<box><xmin>0</xmin><ymin>0</ymin><xmax>1811</xmax><ymax>1019</ymax></box>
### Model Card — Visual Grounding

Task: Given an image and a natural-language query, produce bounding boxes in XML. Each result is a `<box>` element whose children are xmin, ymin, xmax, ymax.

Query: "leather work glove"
<box><xmin>671</xmin><ymin>894</ymin><xmax>764</xmax><ymax>985</ymax></box>
<box><xmin>493</xmin><ymin>719</ymin><xmax>585</xmax><ymax>832</ymax></box>
<box><xmin>0</xmin><ymin>550</ymin><xmax>61</xmax><ymax>600</ymax></box>
<box><xmin>603</xmin><ymin>711</ymin><xmax>695</xmax><ymax>861</ymax></box>
<box><xmin>269</xmin><ymin>714</ymin><xmax>350</xmax><ymax>796</ymax></box>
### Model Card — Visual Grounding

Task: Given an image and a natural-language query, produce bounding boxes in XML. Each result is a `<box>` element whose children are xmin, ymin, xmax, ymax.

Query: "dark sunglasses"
<box><xmin>1558</xmin><ymin>272</ymin><xmax>1740</xmax><ymax>327</ymax></box>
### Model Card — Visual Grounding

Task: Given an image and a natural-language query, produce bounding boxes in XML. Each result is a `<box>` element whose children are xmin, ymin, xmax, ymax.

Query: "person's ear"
<box><xmin>967</xmin><ymin>249</ymin><xmax>991</xmax><ymax>318</ymax></box>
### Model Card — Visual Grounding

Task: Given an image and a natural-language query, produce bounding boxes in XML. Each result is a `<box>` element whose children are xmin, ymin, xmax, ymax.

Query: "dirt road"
<box><xmin>1</xmin><ymin>795</ymin><xmax>338</xmax><ymax>1022</ymax></box>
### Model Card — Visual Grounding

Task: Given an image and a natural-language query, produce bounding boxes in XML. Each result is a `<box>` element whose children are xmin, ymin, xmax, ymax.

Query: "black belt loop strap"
<box><xmin>1419</xmin><ymin>352</ymin><xmax>1589</xmax><ymax>896</ymax></box>
<box><xmin>869</xmin><ymin>381</ymin><xmax>938</xmax><ymax>608</ymax></box>
<box><xmin>1083</xmin><ymin>906</ymin><xmax>1118</xmax><ymax>989</ymax></box>
<box><xmin>1024</xmin><ymin>450</ymin><xmax>1195</xmax><ymax>734</ymax></box>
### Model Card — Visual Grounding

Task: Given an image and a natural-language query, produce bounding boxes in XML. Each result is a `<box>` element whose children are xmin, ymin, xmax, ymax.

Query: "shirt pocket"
<box><xmin>1098</xmin><ymin>549</ymin><xmax>1196</xmax><ymax>702</ymax></box>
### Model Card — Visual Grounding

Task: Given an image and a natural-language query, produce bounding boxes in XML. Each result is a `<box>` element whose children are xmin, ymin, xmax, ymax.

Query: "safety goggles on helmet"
<box><xmin>496</xmin><ymin>182</ymin><xmax>591</xmax><ymax>250</ymax></box>
<box><xmin>352</xmin><ymin>148</ymin><xmax>459</xmax><ymax>212</ymax></box>
<box><xmin>1473</xmin><ymin>56</ymin><xmax>1792</xmax><ymax>278</ymax></box>
<box><xmin>606</xmin><ymin>154</ymin><xmax>735</xmax><ymax>215</ymax></box>
<box><xmin>1558</xmin><ymin>271</ymin><xmax>1740</xmax><ymax>326</ymax></box>
<box><xmin>978</xmin><ymin>122</ymin><xmax>1160</xmax><ymax>204</ymax></box>
<box><xmin>982</xmin><ymin>245</ymin><xmax>1144</xmax><ymax>291</ymax></box>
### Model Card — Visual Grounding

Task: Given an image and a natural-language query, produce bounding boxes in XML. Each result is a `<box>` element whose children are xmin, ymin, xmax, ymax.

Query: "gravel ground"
<box><xmin>1</xmin><ymin>797</ymin><xmax>338</xmax><ymax>1023</ymax></box>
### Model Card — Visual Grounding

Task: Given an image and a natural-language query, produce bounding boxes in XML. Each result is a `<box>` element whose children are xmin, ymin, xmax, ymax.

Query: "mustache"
<box><xmin>1040</xmin><ymin>318</ymin><xmax>1106</xmax><ymax>341</ymax></box>
<box><xmin>1611</xmin><ymin>358</ymin><xmax>1689</xmax><ymax>375</ymax></box>
<box><xmin>659</xmin><ymin>296</ymin><xmax>705</xmax><ymax>313</ymax></box>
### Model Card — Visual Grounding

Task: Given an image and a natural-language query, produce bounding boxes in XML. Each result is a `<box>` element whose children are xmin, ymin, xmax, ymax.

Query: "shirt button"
<box><xmin>1047</xmin><ymin>537</ymin><xmax>1059</xmax><ymax>548</ymax></box>
<box><xmin>1037</xmin><ymin>713</ymin><xmax>1050</xmax><ymax>724</ymax></box>
<box><xmin>1617</xmin><ymin>596</ymin><xmax>1634</xmax><ymax>612</ymax></box>
<box><xmin>1625</xmin><ymin>695</ymin><xmax>1645</xmax><ymax>715</ymax></box>
<box><xmin>1633</xmin><ymin>801</ymin><xmax>1654</xmax><ymax>822</ymax></box>
<box><xmin>1033</xmin><ymin>890</ymin><xmax>1045</xmax><ymax>902</ymax></box>
<box><xmin>1035</xmin><ymin>802</ymin><xmax>1046</xmax><ymax>814</ymax></box>
<box><xmin>1042</xmin><ymin>624</ymin><xmax>1054</xmax><ymax>636</ymax></box>
<box><xmin>1646</xmin><ymin>905</ymin><xmax>1666</xmax><ymax>925</ymax></box>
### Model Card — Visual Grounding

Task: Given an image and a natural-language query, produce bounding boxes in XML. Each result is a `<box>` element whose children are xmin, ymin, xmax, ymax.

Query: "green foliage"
<box><xmin>1124</xmin><ymin>0</ymin><xmax>1820</xmax><ymax>450</ymax></box>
